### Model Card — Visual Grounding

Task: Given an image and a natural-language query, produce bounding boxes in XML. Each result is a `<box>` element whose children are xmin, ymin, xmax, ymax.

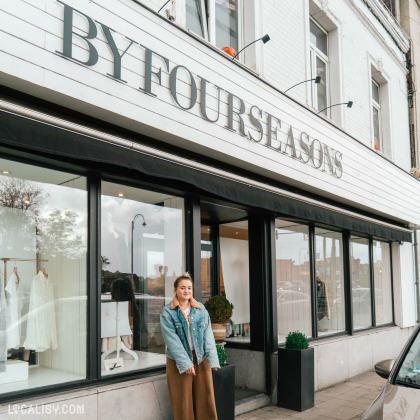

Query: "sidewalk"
<box><xmin>235</xmin><ymin>371</ymin><xmax>386</xmax><ymax>420</ymax></box>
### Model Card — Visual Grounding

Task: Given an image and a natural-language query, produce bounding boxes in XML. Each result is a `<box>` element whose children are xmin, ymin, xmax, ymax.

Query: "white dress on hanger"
<box><xmin>24</xmin><ymin>271</ymin><xmax>58</xmax><ymax>352</ymax></box>
<box><xmin>5</xmin><ymin>273</ymin><xmax>20</xmax><ymax>348</ymax></box>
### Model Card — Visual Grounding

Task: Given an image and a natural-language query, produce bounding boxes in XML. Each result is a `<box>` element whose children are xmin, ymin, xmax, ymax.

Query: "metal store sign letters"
<box><xmin>56</xmin><ymin>1</ymin><xmax>343</xmax><ymax>178</ymax></box>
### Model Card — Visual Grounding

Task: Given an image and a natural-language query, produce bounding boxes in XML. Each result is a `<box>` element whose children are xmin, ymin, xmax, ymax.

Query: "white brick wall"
<box><xmin>259</xmin><ymin>0</ymin><xmax>411</xmax><ymax>169</ymax></box>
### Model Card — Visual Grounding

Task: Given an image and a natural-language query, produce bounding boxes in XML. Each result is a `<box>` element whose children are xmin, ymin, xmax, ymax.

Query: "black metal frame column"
<box><xmin>369</xmin><ymin>237</ymin><xmax>376</xmax><ymax>328</ymax></box>
<box><xmin>210</xmin><ymin>224</ymin><xmax>220</xmax><ymax>296</ymax></box>
<box><xmin>309</xmin><ymin>224</ymin><xmax>318</xmax><ymax>339</ymax></box>
<box><xmin>185</xmin><ymin>195</ymin><xmax>202</xmax><ymax>301</ymax></box>
<box><xmin>248</xmin><ymin>214</ymin><xmax>276</xmax><ymax>395</ymax></box>
<box><xmin>87</xmin><ymin>174</ymin><xmax>101</xmax><ymax>381</ymax></box>
<box><xmin>390</xmin><ymin>242</ymin><xmax>396</xmax><ymax>324</ymax></box>
<box><xmin>343</xmin><ymin>232</ymin><xmax>353</xmax><ymax>335</ymax></box>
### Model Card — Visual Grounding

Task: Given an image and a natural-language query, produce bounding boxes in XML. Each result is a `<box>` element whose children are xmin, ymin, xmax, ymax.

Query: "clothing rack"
<box><xmin>0</xmin><ymin>258</ymin><xmax>48</xmax><ymax>285</ymax></box>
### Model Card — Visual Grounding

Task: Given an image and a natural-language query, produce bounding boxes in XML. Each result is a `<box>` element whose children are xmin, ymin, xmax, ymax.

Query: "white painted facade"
<box><xmin>0</xmin><ymin>0</ymin><xmax>419</xmax><ymax>416</ymax></box>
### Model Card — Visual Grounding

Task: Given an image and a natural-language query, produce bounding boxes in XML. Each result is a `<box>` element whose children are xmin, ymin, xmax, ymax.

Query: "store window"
<box><xmin>219</xmin><ymin>220</ymin><xmax>250</xmax><ymax>343</ymax></box>
<box><xmin>350</xmin><ymin>236</ymin><xmax>372</xmax><ymax>330</ymax></box>
<box><xmin>186</xmin><ymin>0</ymin><xmax>241</xmax><ymax>55</ymax></box>
<box><xmin>100</xmin><ymin>181</ymin><xmax>185</xmax><ymax>375</ymax></box>
<box><xmin>0</xmin><ymin>158</ymin><xmax>87</xmax><ymax>393</ymax></box>
<box><xmin>310</xmin><ymin>19</ymin><xmax>329</xmax><ymax>115</ymax></box>
<box><xmin>275</xmin><ymin>220</ymin><xmax>312</xmax><ymax>343</ymax></box>
<box><xmin>373</xmin><ymin>241</ymin><xmax>393</xmax><ymax>325</ymax></box>
<box><xmin>314</xmin><ymin>228</ymin><xmax>345</xmax><ymax>335</ymax></box>
<box><xmin>372</xmin><ymin>79</ymin><xmax>382</xmax><ymax>151</ymax></box>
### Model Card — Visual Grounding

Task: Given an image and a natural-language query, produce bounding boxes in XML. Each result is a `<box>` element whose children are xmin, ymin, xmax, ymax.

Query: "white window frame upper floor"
<box><xmin>307</xmin><ymin>1</ymin><xmax>344</xmax><ymax>125</ymax></box>
<box><xmin>309</xmin><ymin>18</ymin><xmax>330</xmax><ymax>117</ymax></box>
<box><xmin>183</xmin><ymin>0</ymin><xmax>244</xmax><ymax>59</ymax></box>
<box><xmin>370</xmin><ymin>61</ymin><xmax>392</xmax><ymax>159</ymax></box>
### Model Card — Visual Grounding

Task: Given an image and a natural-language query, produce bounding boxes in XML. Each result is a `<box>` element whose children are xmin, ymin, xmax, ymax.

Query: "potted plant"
<box><xmin>277</xmin><ymin>331</ymin><xmax>314</xmax><ymax>412</ymax></box>
<box><xmin>204</xmin><ymin>295</ymin><xmax>233</xmax><ymax>341</ymax></box>
<box><xmin>212</xmin><ymin>343</ymin><xmax>235</xmax><ymax>420</ymax></box>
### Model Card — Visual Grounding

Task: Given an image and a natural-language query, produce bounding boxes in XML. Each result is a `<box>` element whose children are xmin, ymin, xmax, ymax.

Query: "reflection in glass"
<box><xmin>350</xmin><ymin>236</ymin><xmax>371</xmax><ymax>330</ymax></box>
<box><xmin>373</xmin><ymin>106</ymin><xmax>380</xmax><ymax>150</ymax></box>
<box><xmin>373</xmin><ymin>241</ymin><xmax>392</xmax><ymax>325</ymax></box>
<box><xmin>101</xmin><ymin>182</ymin><xmax>185</xmax><ymax>375</ymax></box>
<box><xmin>0</xmin><ymin>158</ymin><xmax>87</xmax><ymax>394</ymax></box>
<box><xmin>215</xmin><ymin>0</ymin><xmax>239</xmax><ymax>52</ymax></box>
<box><xmin>396</xmin><ymin>330</ymin><xmax>420</xmax><ymax>386</ymax></box>
<box><xmin>201</xmin><ymin>225</ymin><xmax>212</xmax><ymax>302</ymax></box>
<box><xmin>275</xmin><ymin>220</ymin><xmax>311</xmax><ymax>343</ymax></box>
<box><xmin>310</xmin><ymin>20</ymin><xmax>327</xmax><ymax>55</ymax></box>
<box><xmin>315</xmin><ymin>229</ymin><xmax>345</xmax><ymax>335</ymax></box>
<box><xmin>316</xmin><ymin>57</ymin><xmax>327</xmax><ymax>114</ymax></box>
<box><xmin>186</xmin><ymin>0</ymin><xmax>206</xmax><ymax>38</ymax></box>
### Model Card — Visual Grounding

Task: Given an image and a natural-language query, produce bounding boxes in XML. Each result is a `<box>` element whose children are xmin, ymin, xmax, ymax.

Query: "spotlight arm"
<box><xmin>284</xmin><ymin>76</ymin><xmax>321</xmax><ymax>94</ymax></box>
<box><xmin>232</xmin><ymin>34</ymin><xmax>270</xmax><ymax>60</ymax></box>
<box><xmin>317</xmin><ymin>101</ymin><xmax>353</xmax><ymax>115</ymax></box>
<box><xmin>131</xmin><ymin>213</ymin><xmax>147</xmax><ymax>284</ymax></box>
<box><xmin>158</xmin><ymin>0</ymin><xmax>171</xmax><ymax>13</ymax></box>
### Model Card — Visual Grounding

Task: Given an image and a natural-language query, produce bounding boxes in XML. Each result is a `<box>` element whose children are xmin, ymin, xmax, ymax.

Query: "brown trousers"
<box><xmin>166</xmin><ymin>351</ymin><xmax>218</xmax><ymax>420</ymax></box>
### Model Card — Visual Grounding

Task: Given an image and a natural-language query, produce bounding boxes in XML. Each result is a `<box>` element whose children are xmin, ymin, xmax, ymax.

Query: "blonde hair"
<box><xmin>174</xmin><ymin>272</ymin><xmax>193</xmax><ymax>289</ymax></box>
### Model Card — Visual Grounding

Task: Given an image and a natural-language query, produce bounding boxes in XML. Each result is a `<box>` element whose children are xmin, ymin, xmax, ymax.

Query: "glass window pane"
<box><xmin>396</xmin><ymin>329</ymin><xmax>420</xmax><ymax>387</ymax></box>
<box><xmin>220</xmin><ymin>220</ymin><xmax>249</xmax><ymax>343</ymax></box>
<box><xmin>315</xmin><ymin>229</ymin><xmax>345</xmax><ymax>335</ymax></box>
<box><xmin>186</xmin><ymin>0</ymin><xmax>206</xmax><ymax>38</ymax></box>
<box><xmin>372</xmin><ymin>81</ymin><xmax>380</xmax><ymax>103</ymax></box>
<box><xmin>0</xmin><ymin>158</ymin><xmax>87</xmax><ymax>393</ymax></box>
<box><xmin>373</xmin><ymin>241</ymin><xmax>393</xmax><ymax>325</ymax></box>
<box><xmin>350</xmin><ymin>236</ymin><xmax>372</xmax><ymax>330</ymax></box>
<box><xmin>275</xmin><ymin>220</ymin><xmax>312</xmax><ymax>343</ymax></box>
<box><xmin>373</xmin><ymin>106</ymin><xmax>380</xmax><ymax>149</ymax></box>
<box><xmin>310</xmin><ymin>20</ymin><xmax>327</xmax><ymax>55</ymax></box>
<box><xmin>215</xmin><ymin>0</ymin><xmax>239</xmax><ymax>52</ymax></box>
<box><xmin>316</xmin><ymin>57</ymin><xmax>327</xmax><ymax>114</ymax></box>
<box><xmin>101</xmin><ymin>182</ymin><xmax>185</xmax><ymax>375</ymax></box>
<box><xmin>201</xmin><ymin>225</ymin><xmax>212</xmax><ymax>302</ymax></box>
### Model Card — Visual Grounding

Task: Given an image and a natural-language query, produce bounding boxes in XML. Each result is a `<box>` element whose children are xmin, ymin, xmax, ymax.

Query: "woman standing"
<box><xmin>160</xmin><ymin>272</ymin><xmax>219</xmax><ymax>420</ymax></box>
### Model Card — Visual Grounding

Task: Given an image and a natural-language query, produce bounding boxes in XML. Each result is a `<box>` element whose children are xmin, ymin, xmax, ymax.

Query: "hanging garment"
<box><xmin>317</xmin><ymin>278</ymin><xmax>330</xmax><ymax>321</ymax></box>
<box><xmin>24</xmin><ymin>271</ymin><xmax>58</xmax><ymax>352</ymax></box>
<box><xmin>5</xmin><ymin>273</ymin><xmax>20</xmax><ymax>348</ymax></box>
<box><xmin>0</xmin><ymin>277</ymin><xmax>7</xmax><ymax>372</ymax></box>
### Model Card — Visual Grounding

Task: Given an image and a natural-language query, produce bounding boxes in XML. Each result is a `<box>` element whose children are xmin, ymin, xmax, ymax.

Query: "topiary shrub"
<box><xmin>204</xmin><ymin>295</ymin><xmax>233</xmax><ymax>324</ymax></box>
<box><xmin>285</xmin><ymin>331</ymin><xmax>309</xmax><ymax>350</ymax></box>
<box><xmin>216</xmin><ymin>344</ymin><xmax>228</xmax><ymax>367</ymax></box>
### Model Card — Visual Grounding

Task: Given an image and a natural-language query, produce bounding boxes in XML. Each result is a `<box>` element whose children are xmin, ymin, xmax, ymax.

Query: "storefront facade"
<box><xmin>0</xmin><ymin>0</ymin><xmax>419</xmax><ymax>417</ymax></box>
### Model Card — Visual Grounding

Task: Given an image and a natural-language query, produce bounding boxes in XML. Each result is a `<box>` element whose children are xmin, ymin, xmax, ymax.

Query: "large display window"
<box><xmin>0</xmin><ymin>158</ymin><xmax>87</xmax><ymax>393</ymax></box>
<box><xmin>275</xmin><ymin>220</ymin><xmax>312</xmax><ymax>343</ymax></box>
<box><xmin>100</xmin><ymin>181</ymin><xmax>185</xmax><ymax>375</ymax></box>
<box><xmin>350</xmin><ymin>236</ymin><xmax>372</xmax><ymax>330</ymax></box>
<box><xmin>373</xmin><ymin>241</ymin><xmax>393</xmax><ymax>325</ymax></box>
<box><xmin>315</xmin><ymin>228</ymin><xmax>345</xmax><ymax>336</ymax></box>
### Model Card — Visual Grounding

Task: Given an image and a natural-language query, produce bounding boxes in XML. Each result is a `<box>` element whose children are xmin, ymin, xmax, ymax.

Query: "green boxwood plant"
<box><xmin>285</xmin><ymin>331</ymin><xmax>309</xmax><ymax>350</ymax></box>
<box><xmin>204</xmin><ymin>295</ymin><xmax>233</xmax><ymax>324</ymax></box>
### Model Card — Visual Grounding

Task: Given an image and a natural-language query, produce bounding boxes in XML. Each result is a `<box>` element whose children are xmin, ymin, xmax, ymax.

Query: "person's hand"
<box><xmin>185</xmin><ymin>367</ymin><xmax>196</xmax><ymax>375</ymax></box>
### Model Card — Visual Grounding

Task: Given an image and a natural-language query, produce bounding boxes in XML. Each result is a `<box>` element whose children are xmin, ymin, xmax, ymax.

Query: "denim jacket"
<box><xmin>160</xmin><ymin>296</ymin><xmax>220</xmax><ymax>374</ymax></box>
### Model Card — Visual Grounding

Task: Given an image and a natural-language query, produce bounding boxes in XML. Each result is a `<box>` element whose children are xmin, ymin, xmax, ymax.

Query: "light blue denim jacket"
<box><xmin>160</xmin><ymin>296</ymin><xmax>220</xmax><ymax>374</ymax></box>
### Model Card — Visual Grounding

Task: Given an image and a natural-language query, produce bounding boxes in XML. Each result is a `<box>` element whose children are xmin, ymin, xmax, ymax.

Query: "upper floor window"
<box><xmin>372</xmin><ymin>79</ymin><xmax>382</xmax><ymax>151</ymax></box>
<box><xmin>186</xmin><ymin>0</ymin><xmax>242</xmax><ymax>55</ymax></box>
<box><xmin>310</xmin><ymin>19</ymin><xmax>329</xmax><ymax>115</ymax></box>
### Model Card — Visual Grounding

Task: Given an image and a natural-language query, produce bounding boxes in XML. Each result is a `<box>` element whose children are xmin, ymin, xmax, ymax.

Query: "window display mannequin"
<box><xmin>316</xmin><ymin>271</ymin><xmax>330</xmax><ymax>332</ymax></box>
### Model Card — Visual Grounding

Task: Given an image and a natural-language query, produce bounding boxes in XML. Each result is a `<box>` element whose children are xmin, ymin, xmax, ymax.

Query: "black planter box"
<box><xmin>212</xmin><ymin>364</ymin><xmax>235</xmax><ymax>420</ymax></box>
<box><xmin>277</xmin><ymin>347</ymin><xmax>314</xmax><ymax>412</ymax></box>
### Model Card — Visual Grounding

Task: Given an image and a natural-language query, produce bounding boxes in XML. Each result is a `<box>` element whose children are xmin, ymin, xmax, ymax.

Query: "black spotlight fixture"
<box><xmin>284</xmin><ymin>76</ymin><xmax>321</xmax><ymax>94</ymax></box>
<box><xmin>317</xmin><ymin>101</ymin><xmax>353</xmax><ymax>115</ymax></box>
<box><xmin>232</xmin><ymin>34</ymin><xmax>270</xmax><ymax>60</ymax></box>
